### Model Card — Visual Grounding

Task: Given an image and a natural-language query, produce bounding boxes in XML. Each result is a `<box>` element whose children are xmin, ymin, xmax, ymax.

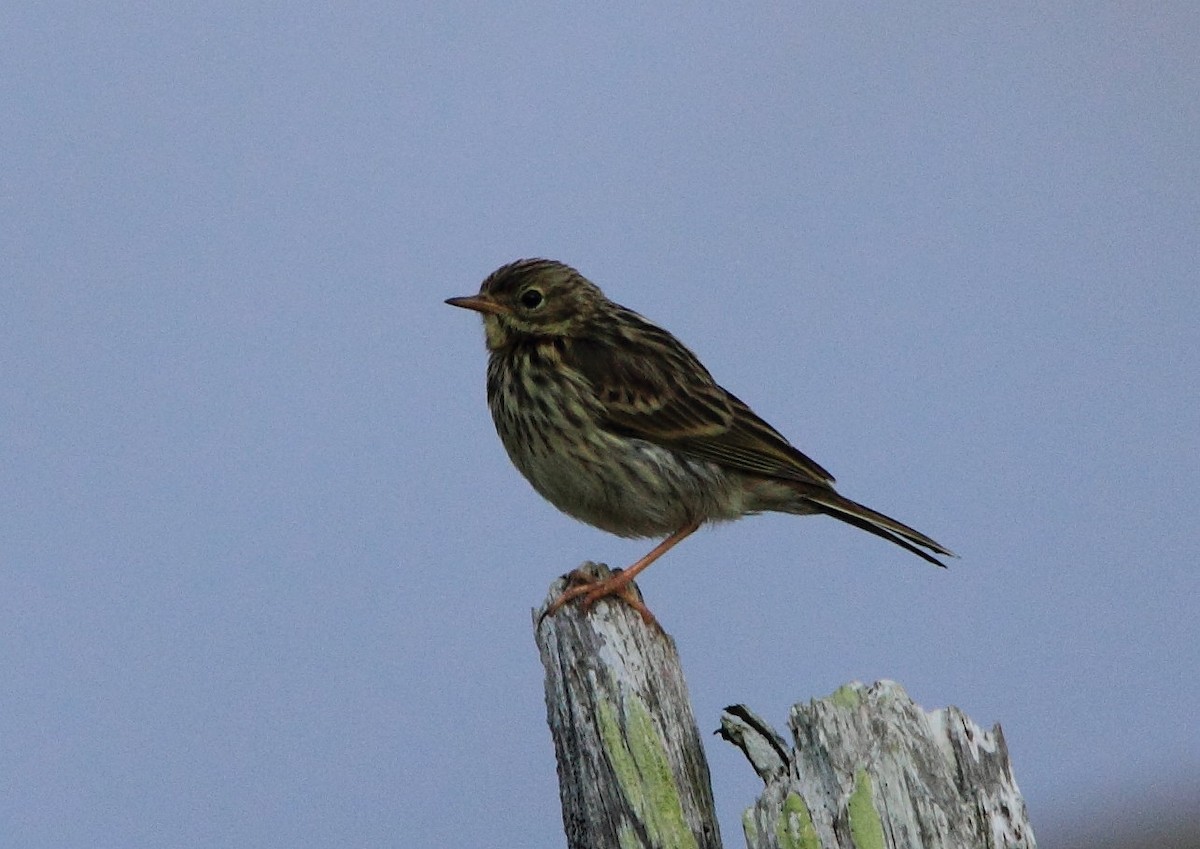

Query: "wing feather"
<box><xmin>564</xmin><ymin>312</ymin><xmax>834</xmax><ymax>486</ymax></box>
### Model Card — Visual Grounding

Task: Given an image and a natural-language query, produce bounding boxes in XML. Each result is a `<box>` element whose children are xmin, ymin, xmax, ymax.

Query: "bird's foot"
<box><xmin>541</xmin><ymin>563</ymin><xmax>661</xmax><ymax>631</ymax></box>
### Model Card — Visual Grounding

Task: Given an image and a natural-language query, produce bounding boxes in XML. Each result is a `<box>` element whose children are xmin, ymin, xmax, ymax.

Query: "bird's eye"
<box><xmin>519</xmin><ymin>288</ymin><xmax>544</xmax><ymax>309</ymax></box>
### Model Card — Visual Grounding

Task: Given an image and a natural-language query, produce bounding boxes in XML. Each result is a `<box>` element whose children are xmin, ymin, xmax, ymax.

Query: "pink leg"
<box><xmin>543</xmin><ymin>520</ymin><xmax>702</xmax><ymax>627</ymax></box>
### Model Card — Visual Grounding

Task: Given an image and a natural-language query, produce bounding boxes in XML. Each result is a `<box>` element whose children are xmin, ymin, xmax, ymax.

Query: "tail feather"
<box><xmin>798</xmin><ymin>486</ymin><xmax>955</xmax><ymax>568</ymax></box>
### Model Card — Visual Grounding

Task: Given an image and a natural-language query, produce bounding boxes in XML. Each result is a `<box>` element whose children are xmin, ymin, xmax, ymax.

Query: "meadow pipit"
<box><xmin>446</xmin><ymin>259</ymin><xmax>953</xmax><ymax>625</ymax></box>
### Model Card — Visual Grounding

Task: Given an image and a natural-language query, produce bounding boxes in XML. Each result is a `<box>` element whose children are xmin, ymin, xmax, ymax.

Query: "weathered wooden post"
<box><xmin>535</xmin><ymin>570</ymin><xmax>1037</xmax><ymax>849</ymax></box>
<box><xmin>718</xmin><ymin>683</ymin><xmax>1036</xmax><ymax>849</ymax></box>
<box><xmin>534</xmin><ymin>565</ymin><xmax>723</xmax><ymax>849</ymax></box>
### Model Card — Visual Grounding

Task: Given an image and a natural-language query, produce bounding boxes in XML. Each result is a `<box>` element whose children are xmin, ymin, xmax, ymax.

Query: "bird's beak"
<box><xmin>445</xmin><ymin>294</ymin><xmax>510</xmax><ymax>316</ymax></box>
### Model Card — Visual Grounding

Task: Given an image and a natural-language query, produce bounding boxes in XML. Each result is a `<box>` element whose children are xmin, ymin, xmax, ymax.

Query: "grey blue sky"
<box><xmin>3</xmin><ymin>3</ymin><xmax>1197</xmax><ymax>846</ymax></box>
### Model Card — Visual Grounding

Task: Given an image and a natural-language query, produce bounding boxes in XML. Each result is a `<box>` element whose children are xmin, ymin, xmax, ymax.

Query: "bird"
<box><xmin>446</xmin><ymin>258</ymin><xmax>953</xmax><ymax>626</ymax></box>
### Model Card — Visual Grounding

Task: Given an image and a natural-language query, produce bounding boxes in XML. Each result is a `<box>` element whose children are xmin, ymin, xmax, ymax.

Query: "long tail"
<box><xmin>794</xmin><ymin>484</ymin><xmax>955</xmax><ymax>568</ymax></box>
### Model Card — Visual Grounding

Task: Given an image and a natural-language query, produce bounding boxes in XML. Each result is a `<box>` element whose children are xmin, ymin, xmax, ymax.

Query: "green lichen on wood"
<box><xmin>618</xmin><ymin>822</ymin><xmax>643</xmax><ymax>849</ymax></box>
<box><xmin>847</xmin><ymin>770</ymin><xmax>885</xmax><ymax>849</ymax></box>
<box><xmin>774</xmin><ymin>792</ymin><xmax>819</xmax><ymax>849</ymax></box>
<box><xmin>741</xmin><ymin>809</ymin><xmax>759</xmax><ymax>843</ymax></box>
<box><xmin>829</xmin><ymin>683</ymin><xmax>863</xmax><ymax>710</ymax></box>
<box><xmin>597</xmin><ymin>697</ymin><xmax>698</xmax><ymax>849</ymax></box>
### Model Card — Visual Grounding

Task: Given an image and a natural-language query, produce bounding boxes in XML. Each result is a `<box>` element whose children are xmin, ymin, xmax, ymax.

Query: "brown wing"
<box><xmin>564</xmin><ymin>312</ymin><xmax>835</xmax><ymax>486</ymax></box>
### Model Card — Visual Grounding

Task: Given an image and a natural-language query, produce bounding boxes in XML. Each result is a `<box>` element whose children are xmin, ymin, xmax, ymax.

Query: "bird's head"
<box><xmin>445</xmin><ymin>259</ymin><xmax>606</xmax><ymax>351</ymax></box>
